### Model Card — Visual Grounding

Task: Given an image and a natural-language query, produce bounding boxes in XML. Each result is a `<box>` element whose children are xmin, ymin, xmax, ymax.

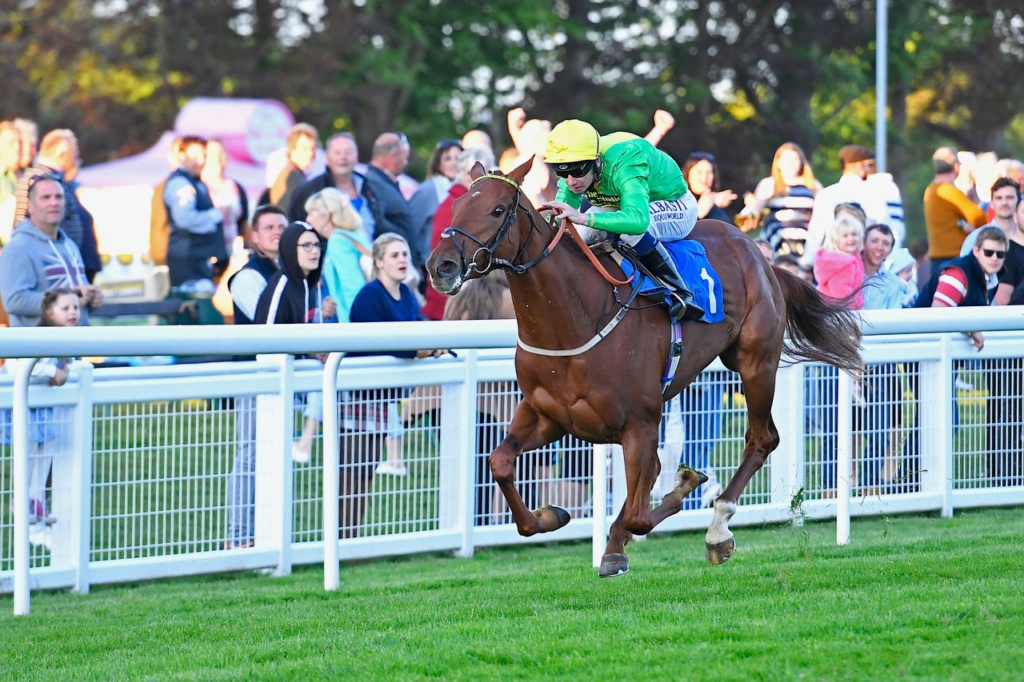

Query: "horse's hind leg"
<box><xmin>492</xmin><ymin>401</ymin><xmax>568</xmax><ymax>537</ymax></box>
<box><xmin>707</xmin><ymin>351</ymin><xmax>781</xmax><ymax>564</ymax></box>
<box><xmin>650</xmin><ymin>464</ymin><xmax>709</xmax><ymax>526</ymax></box>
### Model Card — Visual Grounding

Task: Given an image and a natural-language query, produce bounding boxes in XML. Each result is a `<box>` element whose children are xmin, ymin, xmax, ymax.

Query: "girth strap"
<box><xmin>662</xmin><ymin>321</ymin><xmax>683</xmax><ymax>395</ymax></box>
<box><xmin>516</xmin><ymin>251</ymin><xmax>645</xmax><ymax>358</ymax></box>
<box><xmin>517</xmin><ymin>305</ymin><xmax>630</xmax><ymax>357</ymax></box>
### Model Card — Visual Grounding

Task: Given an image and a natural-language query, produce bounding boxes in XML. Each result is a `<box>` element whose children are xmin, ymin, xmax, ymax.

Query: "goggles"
<box><xmin>551</xmin><ymin>160</ymin><xmax>596</xmax><ymax>179</ymax></box>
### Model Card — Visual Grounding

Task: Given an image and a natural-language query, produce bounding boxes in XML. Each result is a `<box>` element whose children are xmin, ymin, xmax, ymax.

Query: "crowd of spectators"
<box><xmin>2</xmin><ymin>109</ymin><xmax>1023</xmax><ymax>546</ymax></box>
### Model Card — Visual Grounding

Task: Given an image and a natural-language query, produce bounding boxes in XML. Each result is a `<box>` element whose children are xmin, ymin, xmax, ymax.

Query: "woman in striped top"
<box><xmin>743</xmin><ymin>142</ymin><xmax>821</xmax><ymax>258</ymax></box>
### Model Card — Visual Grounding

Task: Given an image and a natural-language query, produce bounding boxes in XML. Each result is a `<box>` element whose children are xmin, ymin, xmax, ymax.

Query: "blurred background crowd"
<box><xmin>3</xmin><ymin>1</ymin><xmax>1024</xmax><ymax>542</ymax></box>
<box><xmin>2</xmin><ymin>106</ymin><xmax>1023</xmax><ymax>328</ymax></box>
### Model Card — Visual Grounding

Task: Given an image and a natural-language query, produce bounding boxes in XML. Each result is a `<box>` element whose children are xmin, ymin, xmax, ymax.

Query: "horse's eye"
<box><xmin>492</xmin><ymin>206</ymin><xmax>505</xmax><ymax>217</ymax></box>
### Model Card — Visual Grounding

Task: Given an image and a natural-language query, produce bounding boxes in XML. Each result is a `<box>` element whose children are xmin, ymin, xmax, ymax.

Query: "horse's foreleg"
<box><xmin>619</xmin><ymin>425</ymin><xmax>663</xmax><ymax>536</ymax></box>
<box><xmin>491</xmin><ymin>401</ymin><xmax>567</xmax><ymax>537</ymax></box>
<box><xmin>602</xmin><ymin>465</ymin><xmax>704</xmax><ymax>578</ymax></box>
<box><xmin>599</xmin><ymin>424</ymin><xmax>663</xmax><ymax>577</ymax></box>
<box><xmin>600</xmin><ymin>507</ymin><xmax>631</xmax><ymax>577</ymax></box>
<box><xmin>707</xmin><ymin>356</ymin><xmax>781</xmax><ymax>564</ymax></box>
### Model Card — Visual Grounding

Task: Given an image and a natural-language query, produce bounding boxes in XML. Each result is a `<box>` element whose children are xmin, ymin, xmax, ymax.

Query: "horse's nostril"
<box><xmin>437</xmin><ymin>260</ymin><xmax>458</xmax><ymax>277</ymax></box>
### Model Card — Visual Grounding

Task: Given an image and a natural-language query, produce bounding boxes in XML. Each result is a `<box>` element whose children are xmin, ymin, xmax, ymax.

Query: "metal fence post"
<box><xmin>938</xmin><ymin>335</ymin><xmax>955</xmax><ymax>517</ymax></box>
<box><xmin>770</xmin><ymin>363</ymin><xmax>805</xmax><ymax>523</ymax></box>
<box><xmin>837</xmin><ymin>369</ymin><xmax>853</xmax><ymax>545</ymax></box>
<box><xmin>70</xmin><ymin>363</ymin><xmax>94</xmax><ymax>594</ymax></box>
<box><xmin>457</xmin><ymin>351</ymin><xmax>478</xmax><ymax>558</ymax></box>
<box><xmin>254</xmin><ymin>354</ymin><xmax>294</xmax><ymax>577</ymax></box>
<box><xmin>438</xmin><ymin>351</ymin><xmax>475</xmax><ymax>558</ymax></box>
<box><xmin>322</xmin><ymin>351</ymin><xmax>344</xmax><ymax>591</ymax></box>
<box><xmin>12</xmin><ymin>358</ymin><xmax>39</xmax><ymax>616</ymax></box>
<box><xmin>917</xmin><ymin>335</ymin><xmax>953</xmax><ymax>516</ymax></box>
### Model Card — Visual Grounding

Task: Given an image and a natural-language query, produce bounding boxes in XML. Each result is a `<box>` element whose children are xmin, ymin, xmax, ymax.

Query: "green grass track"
<box><xmin>2</xmin><ymin>508</ymin><xmax>1022</xmax><ymax>680</ymax></box>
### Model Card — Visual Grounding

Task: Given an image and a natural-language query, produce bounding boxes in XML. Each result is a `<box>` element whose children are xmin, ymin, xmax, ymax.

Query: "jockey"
<box><xmin>542</xmin><ymin>119</ymin><xmax>704</xmax><ymax>321</ymax></box>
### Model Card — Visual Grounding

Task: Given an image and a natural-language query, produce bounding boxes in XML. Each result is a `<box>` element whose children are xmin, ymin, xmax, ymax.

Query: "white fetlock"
<box><xmin>706</xmin><ymin>498</ymin><xmax>737</xmax><ymax>546</ymax></box>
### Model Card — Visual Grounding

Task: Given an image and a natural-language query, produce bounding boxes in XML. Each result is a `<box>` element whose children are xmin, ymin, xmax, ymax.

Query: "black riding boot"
<box><xmin>640</xmin><ymin>243</ymin><xmax>704</xmax><ymax>321</ymax></box>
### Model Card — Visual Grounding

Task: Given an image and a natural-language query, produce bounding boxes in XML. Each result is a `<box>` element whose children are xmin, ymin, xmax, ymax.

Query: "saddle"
<box><xmin>593</xmin><ymin>240</ymin><xmax>725</xmax><ymax>324</ymax></box>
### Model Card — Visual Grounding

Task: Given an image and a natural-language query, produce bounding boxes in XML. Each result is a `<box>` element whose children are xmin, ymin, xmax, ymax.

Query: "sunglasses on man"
<box><xmin>26</xmin><ymin>172</ymin><xmax>62</xmax><ymax>193</ymax></box>
<box><xmin>981</xmin><ymin>248</ymin><xmax>1007</xmax><ymax>259</ymax></box>
<box><xmin>551</xmin><ymin>160</ymin><xmax>596</xmax><ymax>179</ymax></box>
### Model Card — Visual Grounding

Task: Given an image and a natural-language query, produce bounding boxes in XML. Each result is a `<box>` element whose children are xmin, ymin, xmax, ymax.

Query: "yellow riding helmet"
<box><xmin>545</xmin><ymin>120</ymin><xmax>600</xmax><ymax>164</ymax></box>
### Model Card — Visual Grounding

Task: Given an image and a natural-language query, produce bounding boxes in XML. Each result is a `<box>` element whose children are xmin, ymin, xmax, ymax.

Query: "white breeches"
<box><xmin>574</xmin><ymin>191</ymin><xmax>699</xmax><ymax>246</ymax></box>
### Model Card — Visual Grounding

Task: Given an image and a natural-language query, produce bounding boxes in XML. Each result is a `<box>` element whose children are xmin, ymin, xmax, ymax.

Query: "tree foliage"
<box><xmin>1</xmin><ymin>0</ymin><xmax>1022</xmax><ymax>237</ymax></box>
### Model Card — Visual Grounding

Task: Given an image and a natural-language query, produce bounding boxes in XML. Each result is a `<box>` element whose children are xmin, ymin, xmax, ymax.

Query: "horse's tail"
<box><xmin>773</xmin><ymin>266</ymin><xmax>863</xmax><ymax>375</ymax></box>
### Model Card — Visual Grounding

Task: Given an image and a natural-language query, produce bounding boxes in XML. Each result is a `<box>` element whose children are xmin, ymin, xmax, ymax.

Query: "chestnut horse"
<box><xmin>427</xmin><ymin>161</ymin><xmax>862</xmax><ymax>577</ymax></box>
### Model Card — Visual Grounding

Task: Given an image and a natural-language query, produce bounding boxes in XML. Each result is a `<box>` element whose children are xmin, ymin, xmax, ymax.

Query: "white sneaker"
<box><xmin>291</xmin><ymin>441</ymin><xmax>311</xmax><ymax>464</ymax></box>
<box><xmin>29</xmin><ymin>523</ymin><xmax>52</xmax><ymax>550</ymax></box>
<box><xmin>701</xmin><ymin>481</ymin><xmax>723</xmax><ymax>508</ymax></box>
<box><xmin>375</xmin><ymin>462</ymin><xmax>408</xmax><ymax>477</ymax></box>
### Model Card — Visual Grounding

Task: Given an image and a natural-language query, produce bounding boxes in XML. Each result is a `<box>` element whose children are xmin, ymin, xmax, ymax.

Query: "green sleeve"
<box><xmin>589</xmin><ymin>150</ymin><xmax>651</xmax><ymax>236</ymax></box>
<box><xmin>555</xmin><ymin>178</ymin><xmax>583</xmax><ymax>209</ymax></box>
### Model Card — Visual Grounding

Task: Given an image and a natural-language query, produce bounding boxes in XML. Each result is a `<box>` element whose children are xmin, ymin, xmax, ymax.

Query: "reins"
<box><xmin>562</xmin><ymin>220</ymin><xmax>633</xmax><ymax>286</ymax></box>
<box><xmin>442</xmin><ymin>172</ymin><xmax>632</xmax><ymax>287</ymax></box>
<box><xmin>443</xmin><ymin>172</ymin><xmax>645</xmax><ymax>358</ymax></box>
<box><xmin>440</xmin><ymin>174</ymin><xmax>558</xmax><ymax>278</ymax></box>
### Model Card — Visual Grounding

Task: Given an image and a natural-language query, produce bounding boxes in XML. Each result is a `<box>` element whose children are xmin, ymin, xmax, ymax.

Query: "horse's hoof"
<box><xmin>706</xmin><ymin>537</ymin><xmax>736</xmax><ymax>565</ymax></box>
<box><xmin>599</xmin><ymin>553</ymin><xmax>629</xmax><ymax>578</ymax></box>
<box><xmin>534</xmin><ymin>505</ymin><xmax>571</xmax><ymax>531</ymax></box>
<box><xmin>675</xmin><ymin>465</ymin><xmax>709</xmax><ymax>496</ymax></box>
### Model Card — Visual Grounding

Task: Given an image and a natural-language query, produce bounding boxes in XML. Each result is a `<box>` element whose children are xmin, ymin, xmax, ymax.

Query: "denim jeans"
<box><xmin>889</xmin><ymin>363</ymin><xmax>960</xmax><ymax>493</ymax></box>
<box><xmin>227</xmin><ymin>395</ymin><xmax>257</xmax><ymax>545</ymax></box>
<box><xmin>856</xmin><ymin>365</ymin><xmax>897</xmax><ymax>488</ymax></box>
<box><xmin>678</xmin><ymin>373</ymin><xmax>726</xmax><ymax>510</ymax></box>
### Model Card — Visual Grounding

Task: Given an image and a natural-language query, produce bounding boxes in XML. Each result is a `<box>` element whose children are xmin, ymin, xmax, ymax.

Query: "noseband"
<box><xmin>440</xmin><ymin>174</ymin><xmax>562</xmax><ymax>278</ymax></box>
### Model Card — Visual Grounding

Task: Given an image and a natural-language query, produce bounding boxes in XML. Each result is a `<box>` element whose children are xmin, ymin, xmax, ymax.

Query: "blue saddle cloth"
<box><xmin>618</xmin><ymin>240</ymin><xmax>726</xmax><ymax>323</ymax></box>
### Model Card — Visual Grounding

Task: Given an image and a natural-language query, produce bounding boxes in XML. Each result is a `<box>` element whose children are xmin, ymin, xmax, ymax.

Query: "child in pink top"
<box><xmin>813</xmin><ymin>214</ymin><xmax>865</xmax><ymax>309</ymax></box>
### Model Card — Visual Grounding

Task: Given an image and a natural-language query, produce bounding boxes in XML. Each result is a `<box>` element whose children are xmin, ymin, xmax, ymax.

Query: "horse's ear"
<box><xmin>509</xmin><ymin>155</ymin><xmax>534</xmax><ymax>185</ymax></box>
<box><xmin>469</xmin><ymin>162</ymin><xmax>487</xmax><ymax>181</ymax></box>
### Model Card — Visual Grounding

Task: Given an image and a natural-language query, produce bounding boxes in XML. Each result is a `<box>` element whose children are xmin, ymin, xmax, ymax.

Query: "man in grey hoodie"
<box><xmin>0</xmin><ymin>174</ymin><xmax>102</xmax><ymax>327</ymax></box>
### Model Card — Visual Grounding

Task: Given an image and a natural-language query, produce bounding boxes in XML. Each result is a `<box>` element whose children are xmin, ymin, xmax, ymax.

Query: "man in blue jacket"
<box><xmin>163</xmin><ymin>136</ymin><xmax>229</xmax><ymax>288</ymax></box>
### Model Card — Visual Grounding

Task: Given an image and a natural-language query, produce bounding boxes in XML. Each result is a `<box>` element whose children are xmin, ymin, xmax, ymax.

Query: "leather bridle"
<box><xmin>439</xmin><ymin>173</ymin><xmax>563</xmax><ymax>279</ymax></box>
